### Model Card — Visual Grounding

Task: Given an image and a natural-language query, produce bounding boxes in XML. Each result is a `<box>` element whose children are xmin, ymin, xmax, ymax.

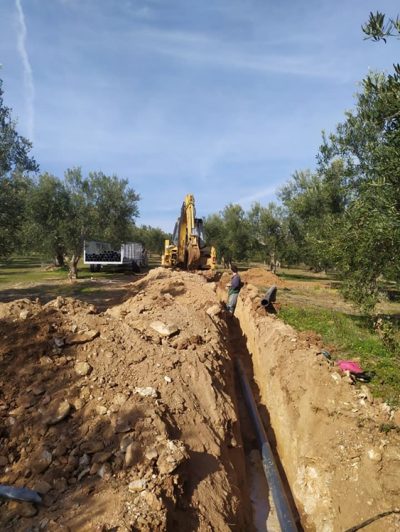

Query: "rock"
<box><xmin>72</xmin><ymin>398</ymin><xmax>84</xmax><ymax>410</ymax></box>
<box><xmin>367</xmin><ymin>448</ymin><xmax>382</xmax><ymax>462</ymax></box>
<box><xmin>149</xmin><ymin>321</ymin><xmax>179</xmax><ymax>337</ymax></box>
<box><xmin>7</xmin><ymin>500</ymin><xmax>38</xmax><ymax>518</ymax></box>
<box><xmin>75</xmin><ymin>361</ymin><xmax>92</xmax><ymax>377</ymax></box>
<box><xmin>54</xmin><ymin>443</ymin><xmax>68</xmax><ymax>458</ymax></box>
<box><xmin>32</xmin><ymin>449</ymin><xmax>53</xmax><ymax>474</ymax></box>
<box><xmin>135</xmin><ymin>387</ymin><xmax>158</xmax><ymax>398</ymax></box>
<box><xmin>90</xmin><ymin>463</ymin><xmax>100</xmax><ymax>475</ymax></box>
<box><xmin>44</xmin><ymin>400</ymin><xmax>72</xmax><ymax>425</ymax></box>
<box><xmin>145</xmin><ymin>448</ymin><xmax>158</xmax><ymax>461</ymax></box>
<box><xmin>131</xmin><ymin>352</ymin><xmax>147</xmax><ymax>363</ymax></box>
<box><xmin>164</xmin><ymin>376</ymin><xmax>172</xmax><ymax>383</ymax></box>
<box><xmin>96</xmin><ymin>405</ymin><xmax>107</xmax><ymax>415</ymax></box>
<box><xmin>128</xmin><ymin>479</ymin><xmax>147</xmax><ymax>492</ymax></box>
<box><xmin>157</xmin><ymin>439</ymin><xmax>187</xmax><ymax>474</ymax></box>
<box><xmin>80</xmin><ymin>440</ymin><xmax>104</xmax><ymax>454</ymax></box>
<box><xmin>384</xmin><ymin>446</ymin><xmax>400</xmax><ymax>461</ymax></box>
<box><xmin>65</xmin><ymin>330</ymin><xmax>100</xmax><ymax>345</ymax></box>
<box><xmin>0</xmin><ymin>455</ymin><xmax>8</xmax><ymax>466</ymax></box>
<box><xmin>359</xmin><ymin>385</ymin><xmax>374</xmax><ymax>404</ymax></box>
<box><xmin>53</xmin><ymin>477</ymin><xmax>68</xmax><ymax>492</ymax></box>
<box><xmin>32</xmin><ymin>384</ymin><xmax>46</xmax><ymax>396</ymax></box>
<box><xmin>97</xmin><ymin>463</ymin><xmax>111</xmax><ymax>479</ymax></box>
<box><xmin>79</xmin><ymin>454</ymin><xmax>90</xmax><ymax>467</ymax></box>
<box><xmin>125</xmin><ymin>442</ymin><xmax>141</xmax><ymax>467</ymax></box>
<box><xmin>120</xmin><ymin>434</ymin><xmax>133</xmax><ymax>452</ymax></box>
<box><xmin>54</xmin><ymin>336</ymin><xmax>65</xmax><ymax>348</ymax></box>
<box><xmin>140</xmin><ymin>490</ymin><xmax>162</xmax><ymax>511</ymax></box>
<box><xmin>19</xmin><ymin>310</ymin><xmax>30</xmax><ymax>320</ymax></box>
<box><xmin>113</xmin><ymin>393</ymin><xmax>128</xmax><ymax>406</ymax></box>
<box><xmin>92</xmin><ymin>451</ymin><xmax>113</xmax><ymax>464</ymax></box>
<box><xmin>206</xmin><ymin>304</ymin><xmax>221</xmax><ymax>317</ymax></box>
<box><xmin>393</xmin><ymin>409</ymin><xmax>400</xmax><ymax>426</ymax></box>
<box><xmin>77</xmin><ymin>467</ymin><xmax>90</xmax><ymax>481</ymax></box>
<box><xmin>54</xmin><ymin>296</ymin><xmax>65</xmax><ymax>309</ymax></box>
<box><xmin>32</xmin><ymin>479</ymin><xmax>52</xmax><ymax>494</ymax></box>
<box><xmin>9</xmin><ymin>406</ymin><xmax>25</xmax><ymax>416</ymax></box>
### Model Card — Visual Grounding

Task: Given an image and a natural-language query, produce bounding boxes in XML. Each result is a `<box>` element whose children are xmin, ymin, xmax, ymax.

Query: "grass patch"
<box><xmin>279</xmin><ymin>305</ymin><xmax>400</xmax><ymax>407</ymax></box>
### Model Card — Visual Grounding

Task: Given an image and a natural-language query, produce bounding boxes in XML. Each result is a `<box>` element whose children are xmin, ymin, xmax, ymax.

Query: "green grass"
<box><xmin>279</xmin><ymin>305</ymin><xmax>400</xmax><ymax>407</ymax></box>
<box><xmin>0</xmin><ymin>255</ymin><xmax>139</xmax><ymax>285</ymax></box>
<box><xmin>0</xmin><ymin>256</ymin><xmax>68</xmax><ymax>284</ymax></box>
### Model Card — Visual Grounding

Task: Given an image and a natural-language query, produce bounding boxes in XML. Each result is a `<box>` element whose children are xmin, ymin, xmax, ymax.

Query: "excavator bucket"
<box><xmin>187</xmin><ymin>238</ymin><xmax>201</xmax><ymax>269</ymax></box>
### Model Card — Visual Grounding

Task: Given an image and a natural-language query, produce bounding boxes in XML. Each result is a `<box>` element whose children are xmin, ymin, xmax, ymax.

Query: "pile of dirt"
<box><xmin>240</xmin><ymin>267</ymin><xmax>286</xmax><ymax>289</ymax></box>
<box><xmin>0</xmin><ymin>269</ymin><xmax>251</xmax><ymax>531</ymax></box>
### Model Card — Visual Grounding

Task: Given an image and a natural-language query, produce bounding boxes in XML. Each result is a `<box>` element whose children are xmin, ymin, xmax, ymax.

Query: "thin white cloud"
<box><xmin>238</xmin><ymin>185</ymin><xmax>278</xmax><ymax>206</ymax></box>
<box><xmin>132</xmin><ymin>27</ymin><xmax>342</xmax><ymax>81</ymax></box>
<box><xmin>15</xmin><ymin>0</ymin><xmax>34</xmax><ymax>140</ymax></box>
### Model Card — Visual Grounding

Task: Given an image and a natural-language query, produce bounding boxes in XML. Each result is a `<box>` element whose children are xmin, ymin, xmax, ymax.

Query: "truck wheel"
<box><xmin>96</xmin><ymin>264</ymin><xmax>101</xmax><ymax>272</ymax></box>
<box><xmin>131</xmin><ymin>260</ymin><xmax>140</xmax><ymax>273</ymax></box>
<box><xmin>90</xmin><ymin>264</ymin><xmax>95</xmax><ymax>273</ymax></box>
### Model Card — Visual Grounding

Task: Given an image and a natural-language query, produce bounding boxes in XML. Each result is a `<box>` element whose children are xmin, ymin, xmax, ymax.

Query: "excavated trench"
<box><xmin>227</xmin><ymin>281</ymin><xmax>400</xmax><ymax>532</ymax></box>
<box><xmin>1</xmin><ymin>268</ymin><xmax>399</xmax><ymax>531</ymax></box>
<box><xmin>224</xmin><ymin>316</ymin><xmax>299</xmax><ymax>531</ymax></box>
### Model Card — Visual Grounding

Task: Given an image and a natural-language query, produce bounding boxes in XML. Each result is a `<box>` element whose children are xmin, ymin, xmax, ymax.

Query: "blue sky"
<box><xmin>0</xmin><ymin>0</ymin><xmax>398</xmax><ymax>230</ymax></box>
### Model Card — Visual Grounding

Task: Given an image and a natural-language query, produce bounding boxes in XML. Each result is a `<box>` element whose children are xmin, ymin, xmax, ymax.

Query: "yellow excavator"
<box><xmin>162</xmin><ymin>194</ymin><xmax>216</xmax><ymax>270</ymax></box>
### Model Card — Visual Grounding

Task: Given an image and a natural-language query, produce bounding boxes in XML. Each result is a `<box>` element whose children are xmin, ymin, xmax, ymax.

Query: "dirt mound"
<box><xmin>0</xmin><ymin>270</ymin><xmax>251</xmax><ymax>530</ymax></box>
<box><xmin>240</xmin><ymin>267</ymin><xmax>286</xmax><ymax>288</ymax></box>
<box><xmin>236</xmin><ymin>285</ymin><xmax>400</xmax><ymax>531</ymax></box>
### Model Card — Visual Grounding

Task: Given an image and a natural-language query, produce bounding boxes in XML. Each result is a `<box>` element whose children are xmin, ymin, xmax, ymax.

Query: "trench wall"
<box><xmin>234</xmin><ymin>285</ymin><xmax>400</xmax><ymax>532</ymax></box>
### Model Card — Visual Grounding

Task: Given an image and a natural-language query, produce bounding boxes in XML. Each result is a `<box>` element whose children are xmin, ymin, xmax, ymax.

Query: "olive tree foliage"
<box><xmin>25</xmin><ymin>168</ymin><xmax>140</xmax><ymax>278</ymax></box>
<box><xmin>0</xmin><ymin>79</ymin><xmax>38</xmax><ymax>258</ymax></box>
<box><xmin>24</xmin><ymin>173</ymin><xmax>70</xmax><ymax>265</ymax></box>
<box><xmin>362</xmin><ymin>11</ymin><xmax>400</xmax><ymax>42</ymax></box>
<box><xmin>129</xmin><ymin>225</ymin><xmax>171</xmax><ymax>254</ymax></box>
<box><xmin>205</xmin><ymin>202</ymin><xmax>291</xmax><ymax>267</ymax></box>
<box><xmin>317</xmin><ymin>70</ymin><xmax>400</xmax><ymax>309</ymax></box>
<box><xmin>247</xmin><ymin>202</ymin><xmax>286</xmax><ymax>269</ymax></box>
<box><xmin>204</xmin><ymin>204</ymin><xmax>250</xmax><ymax>263</ymax></box>
<box><xmin>63</xmin><ymin>168</ymin><xmax>140</xmax><ymax>278</ymax></box>
<box><xmin>279</xmin><ymin>160</ymin><xmax>348</xmax><ymax>271</ymax></box>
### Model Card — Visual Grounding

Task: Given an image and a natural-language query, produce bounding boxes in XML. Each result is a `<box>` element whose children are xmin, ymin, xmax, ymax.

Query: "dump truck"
<box><xmin>84</xmin><ymin>240</ymin><xmax>147</xmax><ymax>273</ymax></box>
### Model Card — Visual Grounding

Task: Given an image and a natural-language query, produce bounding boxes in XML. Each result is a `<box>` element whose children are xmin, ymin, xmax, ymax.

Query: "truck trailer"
<box><xmin>83</xmin><ymin>240</ymin><xmax>147</xmax><ymax>273</ymax></box>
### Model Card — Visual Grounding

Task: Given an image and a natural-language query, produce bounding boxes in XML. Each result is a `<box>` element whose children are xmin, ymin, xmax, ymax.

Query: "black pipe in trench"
<box><xmin>235</xmin><ymin>357</ymin><xmax>298</xmax><ymax>532</ymax></box>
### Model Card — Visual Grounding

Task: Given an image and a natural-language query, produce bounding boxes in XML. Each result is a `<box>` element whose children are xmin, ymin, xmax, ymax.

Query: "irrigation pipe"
<box><xmin>235</xmin><ymin>357</ymin><xmax>298</xmax><ymax>532</ymax></box>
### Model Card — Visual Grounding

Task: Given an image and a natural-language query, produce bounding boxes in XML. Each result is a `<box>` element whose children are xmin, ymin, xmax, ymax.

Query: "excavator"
<box><xmin>161</xmin><ymin>194</ymin><xmax>216</xmax><ymax>270</ymax></box>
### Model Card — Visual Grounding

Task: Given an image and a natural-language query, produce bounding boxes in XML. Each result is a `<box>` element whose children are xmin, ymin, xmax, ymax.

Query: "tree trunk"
<box><xmin>54</xmin><ymin>251</ymin><xmax>65</xmax><ymax>267</ymax></box>
<box><xmin>68</xmin><ymin>254</ymin><xmax>80</xmax><ymax>281</ymax></box>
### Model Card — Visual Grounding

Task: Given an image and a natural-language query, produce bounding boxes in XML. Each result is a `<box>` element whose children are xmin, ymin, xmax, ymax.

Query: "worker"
<box><xmin>226</xmin><ymin>264</ymin><xmax>242</xmax><ymax>314</ymax></box>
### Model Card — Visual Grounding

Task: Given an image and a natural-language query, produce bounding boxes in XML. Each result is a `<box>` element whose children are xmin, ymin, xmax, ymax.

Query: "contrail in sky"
<box><xmin>15</xmin><ymin>0</ymin><xmax>35</xmax><ymax>141</ymax></box>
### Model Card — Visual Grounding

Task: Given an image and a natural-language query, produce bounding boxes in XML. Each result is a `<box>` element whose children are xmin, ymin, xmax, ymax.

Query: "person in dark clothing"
<box><xmin>226</xmin><ymin>264</ymin><xmax>241</xmax><ymax>314</ymax></box>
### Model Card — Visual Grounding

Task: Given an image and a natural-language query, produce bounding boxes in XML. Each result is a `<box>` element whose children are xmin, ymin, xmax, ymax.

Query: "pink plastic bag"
<box><xmin>338</xmin><ymin>360</ymin><xmax>363</xmax><ymax>374</ymax></box>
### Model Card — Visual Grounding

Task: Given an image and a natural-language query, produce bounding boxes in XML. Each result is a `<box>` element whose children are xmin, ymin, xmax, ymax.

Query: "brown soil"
<box><xmin>236</xmin><ymin>284</ymin><xmax>400</xmax><ymax>532</ymax></box>
<box><xmin>240</xmin><ymin>268</ymin><xmax>287</xmax><ymax>289</ymax></box>
<box><xmin>0</xmin><ymin>268</ymin><xmax>252</xmax><ymax>531</ymax></box>
<box><xmin>2</xmin><ymin>267</ymin><xmax>399</xmax><ymax>531</ymax></box>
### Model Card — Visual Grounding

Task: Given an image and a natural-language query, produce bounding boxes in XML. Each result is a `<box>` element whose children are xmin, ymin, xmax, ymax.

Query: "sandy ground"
<box><xmin>235</xmin><ymin>282</ymin><xmax>400</xmax><ymax>532</ymax></box>
<box><xmin>0</xmin><ymin>268</ymin><xmax>253</xmax><ymax>531</ymax></box>
<box><xmin>1</xmin><ymin>265</ymin><xmax>399</xmax><ymax>531</ymax></box>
